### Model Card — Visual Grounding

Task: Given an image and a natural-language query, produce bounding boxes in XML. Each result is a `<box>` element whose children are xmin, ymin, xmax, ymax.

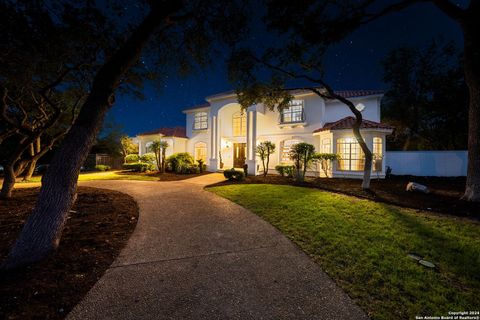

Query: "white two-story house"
<box><xmin>137</xmin><ymin>89</ymin><xmax>393</xmax><ymax>178</ymax></box>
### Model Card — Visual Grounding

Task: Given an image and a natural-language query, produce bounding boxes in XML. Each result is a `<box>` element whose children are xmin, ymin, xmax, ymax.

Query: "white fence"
<box><xmin>385</xmin><ymin>151</ymin><xmax>468</xmax><ymax>177</ymax></box>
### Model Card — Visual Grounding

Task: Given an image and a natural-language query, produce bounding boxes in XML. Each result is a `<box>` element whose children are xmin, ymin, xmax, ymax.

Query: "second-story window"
<box><xmin>193</xmin><ymin>111</ymin><xmax>208</xmax><ymax>130</ymax></box>
<box><xmin>280</xmin><ymin>100</ymin><xmax>304</xmax><ymax>123</ymax></box>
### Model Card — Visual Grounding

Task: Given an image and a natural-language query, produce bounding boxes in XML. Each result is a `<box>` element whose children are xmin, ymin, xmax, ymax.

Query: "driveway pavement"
<box><xmin>62</xmin><ymin>173</ymin><xmax>367</xmax><ymax>320</ymax></box>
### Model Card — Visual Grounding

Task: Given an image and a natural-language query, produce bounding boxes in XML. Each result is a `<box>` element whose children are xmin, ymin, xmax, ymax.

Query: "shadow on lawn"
<box><xmin>383</xmin><ymin>202</ymin><xmax>480</xmax><ymax>282</ymax></box>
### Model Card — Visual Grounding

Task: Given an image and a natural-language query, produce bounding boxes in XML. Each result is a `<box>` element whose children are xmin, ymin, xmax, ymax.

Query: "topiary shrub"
<box><xmin>166</xmin><ymin>152</ymin><xmax>195</xmax><ymax>174</ymax></box>
<box><xmin>95</xmin><ymin>165</ymin><xmax>111</xmax><ymax>171</ymax></box>
<box><xmin>275</xmin><ymin>164</ymin><xmax>295</xmax><ymax>177</ymax></box>
<box><xmin>122</xmin><ymin>162</ymin><xmax>153</xmax><ymax>172</ymax></box>
<box><xmin>125</xmin><ymin>154</ymin><xmax>139</xmax><ymax>163</ymax></box>
<box><xmin>140</xmin><ymin>152</ymin><xmax>156</xmax><ymax>164</ymax></box>
<box><xmin>223</xmin><ymin>168</ymin><xmax>245</xmax><ymax>181</ymax></box>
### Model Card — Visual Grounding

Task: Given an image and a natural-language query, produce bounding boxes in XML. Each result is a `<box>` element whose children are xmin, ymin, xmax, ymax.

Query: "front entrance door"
<box><xmin>233</xmin><ymin>143</ymin><xmax>246</xmax><ymax>168</ymax></box>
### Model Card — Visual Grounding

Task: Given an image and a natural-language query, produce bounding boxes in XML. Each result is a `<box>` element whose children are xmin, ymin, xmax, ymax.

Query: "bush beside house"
<box><xmin>125</xmin><ymin>154</ymin><xmax>139</xmax><ymax>163</ymax></box>
<box><xmin>95</xmin><ymin>165</ymin><xmax>111</xmax><ymax>171</ymax></box>
<box><xmin>223</xmin><ymin>168</ymin><xmax>245</xmax><ymax>181</ymax></box>
<box><xmin>166</xmin><ymin>153</ymin><xmax>199</xmax><ymax>174</ymax></box>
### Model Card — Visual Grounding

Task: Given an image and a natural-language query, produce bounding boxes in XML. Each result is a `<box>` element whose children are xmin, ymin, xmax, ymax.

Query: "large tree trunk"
<box><xmin>0</xmin><ymin>136</ymin><xmax>37</xmax><ymax>198</ymax></box>
<box><xmin>22</xmin><ymin>159</ymin><xmax>37</xmax><ymax>181</ymax></box>
<box><xmin>1</xmin><ymin>6</ymin><xmax>178</xmax><ymax>270</ymax></box>
<box><xmin>1</xmin><ymin>164</ymin><xmax>16</xmax><ymax>198</ymax></box>
<box><xmin>461</xmin><ymin>12</ymin><xmax>480</xmax><ymax>202</ymax></box>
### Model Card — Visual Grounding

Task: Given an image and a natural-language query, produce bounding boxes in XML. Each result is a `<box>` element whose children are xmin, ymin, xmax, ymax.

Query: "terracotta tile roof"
<box><xmin>137</xmin><ymin>126</ymin><xmax>187</xmax><ymax>138</ymax></box>
<box><xmin>330</xmin><ymin>90</ymin><xmax>384</xmax><ymax>98</ymax></box>
<box><xmin>314</xmin><ymin>116</ymin><xmax>394</xmax><ymax>133</ymax></box>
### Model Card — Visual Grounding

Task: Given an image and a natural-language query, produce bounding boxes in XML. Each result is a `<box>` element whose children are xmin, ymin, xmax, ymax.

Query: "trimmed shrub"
<box><xmin>95</xmin><ymin>165</ymin><xmax>111</xmax><ymax>172</ymax></box>
<box><xmin>125</xmin><ymin>154</ymin><xmax>139</xmax><ymax>163</ymax></box>
<box><xmin>223</xmin><ymin>168</ymin><xmax>245</xmax><ymax>181</ymax></box>
<box><xmin>140</xmin><ymin>153</ymin><xmax>156</xmax><ymax>164</ymax></box>
<box><xmin>122</xmin><ymin>162</ymin><xmax>154</xmax><ymax>172</ymax></box>
<box><xmin>167</xmin><ymin>152</ymin><xmax>195</xmax><ymax>174</ymax></box>
<box><xmin>188</xmin><ymin>164</ymin><xmax>200</xmax><ymax>174</ymax></box>
<box><xmin>275</xmin><ymin>164</ymin><xmax>295</xmax><ymax>177</ymax></box>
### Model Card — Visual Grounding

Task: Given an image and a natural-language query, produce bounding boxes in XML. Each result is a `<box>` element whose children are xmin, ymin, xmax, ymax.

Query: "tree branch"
<box><xmin>431</xmin><ymin>0</ymin><xmax>465</xmax><ymax>21</ymax></box>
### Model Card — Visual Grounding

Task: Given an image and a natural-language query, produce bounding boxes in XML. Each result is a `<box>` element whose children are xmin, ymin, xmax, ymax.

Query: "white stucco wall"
<box><xmin>178</xmin><ymin>92</ymin><xmax>384</xmax><ymax>174</ymax></box>
<box><xmin>137</xmin><ymin>135</ymin><xmax>187</xmax><ymax>158</ymax></box>
<box><xmin>323</xmin><ymin>97</ymin><xmax>381</xmax><ymax>123</ymax></box>
<box><xmin>385</xmin><ymin>151</ymin><xmax>468</xmax><ymax>177</ymax></box>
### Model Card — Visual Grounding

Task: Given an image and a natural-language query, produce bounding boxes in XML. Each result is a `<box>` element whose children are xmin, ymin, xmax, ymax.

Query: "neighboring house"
<box><xmin>137</xmin><ymin>89</ymin><xmax>393</xmax><ymax>178</ymax></box>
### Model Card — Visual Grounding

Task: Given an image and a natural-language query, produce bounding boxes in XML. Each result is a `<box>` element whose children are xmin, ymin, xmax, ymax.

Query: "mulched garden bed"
<box><xmin>210</xmin><ymin>175</ymin><xmax>480</xmax><ymax>218</ymax></box>
<box><xmin>0</xmin><ymin>187</ymin><xmax>139</xmax><ymax>319</ymax></box>
<box><xmin>109</xmin><ymin>170</ymin><xmax>212</xmax><ymax>181</ymax></box>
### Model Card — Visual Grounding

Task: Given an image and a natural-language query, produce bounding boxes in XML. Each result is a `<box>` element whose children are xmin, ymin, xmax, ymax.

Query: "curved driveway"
<box><xmin>67</xmin><ymin>173</ymin><xmax>367</xmax><ymax>320</ymax></box>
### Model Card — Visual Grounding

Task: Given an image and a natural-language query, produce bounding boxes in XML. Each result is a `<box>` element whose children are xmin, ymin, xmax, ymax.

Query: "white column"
<box><xmin>216</xmin><ymin>115</ymin><xmax>221</xmax><ymax>160</ymax></box>
<box><xmin>209</xmin><ymin>115</ymin><xmax>218</xmax><ymax>171</ymax></box>
<box><xmin>246</xmin><ymin>111</ymin><xmax>251</xmax><ymax>160</ymax></box>
<box><xmin>246</xmin><ymin>110</ymin><xmax>257</xmax><ymax>175</ymax></box>
<box><xmin>251</xmin><ymin>111</ymin><xmax>257</xmax><ymax>156</ymax></box>
<box><xmin>210</xmin><ymin>115</ymin><xmax>216</xmax><ymax>159</ymax></box>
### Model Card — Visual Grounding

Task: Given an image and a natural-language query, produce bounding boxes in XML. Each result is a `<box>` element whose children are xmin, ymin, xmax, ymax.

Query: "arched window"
<box><xmin>232</xmin><ymin>112</ymin><xmax>247</xmax><ymax>136</ymax></box>
<box><xmin>281</xmin><ymin>139</ymin><xmax>301</xmax><ymax>163</ymax></box>
<box><xmin>194</xmin><ymin>142</ymin><xmax>207</xmax><ymax>162</ymax></box>
<box><xmin>321</xmin><ymin>138</ymin><xmax>331</xmax><ymax>153</ymax></box>
<box><xmin>145</xmin><ymin>141</ymin><xmax>153</xmax><ymax>153</ymax></box>
<box><xmin>373</xmin><ymin>137</ymin><xmax>383</xmax><ymax>172</ymax></box>
<box><xmin>336</xmin><ymin>138</ymin><xmax>364</xmax><ymax>171</ymax></box>
<box><xmin>194</xmin><ymin>112</ymin><xmax>208</xmax><ymax>130</ymax></box>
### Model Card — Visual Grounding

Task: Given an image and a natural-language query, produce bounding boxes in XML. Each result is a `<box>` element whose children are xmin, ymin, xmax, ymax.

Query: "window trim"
<box><xmin>280</xmin><ymin>100</ymin><xmax>305</xmax><ymax>124</ymax></box>
<box><xmin>193</xmin><ymin>111</ymin><xmax>208</xmax><ymax>130</ymax></box>
<box><xmin>194</xmin><ymin>142</ymin><xmax>208</xmax><ymax>162</ymax></box>
<box><xmin>336</xmin><ymin>137</ymin><xmax>365</xmax><ymax>172</ymax></box>
<box><xmin>232</xmin><ymin>111</ymin><xmax>247</xmax><ymax>136</ymax></box>
<box><xmin>280</xmin><ymin>139</ymin><xmax>302</xmax><ymax>164</ymax></box>
<box><xmin>373</xmin><ymin>137</ymin><xmax>383</xmax><ymax>172</ymax></box>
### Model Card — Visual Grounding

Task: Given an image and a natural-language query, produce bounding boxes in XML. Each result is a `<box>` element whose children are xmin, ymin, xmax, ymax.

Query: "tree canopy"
<box><xmin>382</xmin><ymin>40</ymin><xmax>468</xmax><ymax>151</ymax></box>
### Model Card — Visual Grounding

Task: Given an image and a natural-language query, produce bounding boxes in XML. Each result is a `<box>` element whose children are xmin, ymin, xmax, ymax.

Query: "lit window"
<box><xmin>145</xmin><ymin>141</ymin><xmax>153</xmax><ymax>153</ymax></box>
<box><xmin>321</xmin><ymin>138</ymin><xmax>331</xmax><ymax>153</ymax></box>
<box><xmin>193</xmin><ymin>112</ymin><xmax>208</xmax><ymax>130</ymax></box>
<box><xmin>194</xmin><ymin>142</ymin><xmax>207</xmax><ymax>162</ymax></box>
<box><xmin>281</xmin><ymin>100</ymin><xmax>304</xmax><ymax>123</ymax></box>
<box><xmin>336</xmin><ymin>138</ymin><xmax>365</xmax><ymax>171</ymax></box>
<box><xmin>281</xmin><ymin>139</ymin><xmax>301</xmax><ymax>163</ymax></box>
<box><xmin>373</xmin><ymin>137</ymin><xmax>382</xmax><ymax>172</ymax></box>
<box><xmin>232</xmin><ymin>112</ymin><xmax>247</xmax><ymax>136</ymax></box>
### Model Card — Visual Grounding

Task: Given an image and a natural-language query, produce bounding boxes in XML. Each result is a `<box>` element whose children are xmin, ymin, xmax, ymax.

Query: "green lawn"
<box><xmin>22</xmin><ymin>170</ymin><xmax>161</xmax><ymax>182</ymax></box>
<box><xmin>208</xmin><ymin>184</ymin><xmax>480</xmax><ymax>320</ymax></box>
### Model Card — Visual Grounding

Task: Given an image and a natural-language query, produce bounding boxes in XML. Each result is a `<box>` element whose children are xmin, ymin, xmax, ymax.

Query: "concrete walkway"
<box><xmin>66</xmin><ymin>173</ymin><xmax>367</xmax><ymax>320</ymax></box>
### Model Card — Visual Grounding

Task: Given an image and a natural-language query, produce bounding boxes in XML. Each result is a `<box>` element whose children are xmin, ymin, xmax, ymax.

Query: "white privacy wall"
<box><xmin>385</xmin><ymin>151</ymin><xmax>468</xmax><ymax>176</ymax></box>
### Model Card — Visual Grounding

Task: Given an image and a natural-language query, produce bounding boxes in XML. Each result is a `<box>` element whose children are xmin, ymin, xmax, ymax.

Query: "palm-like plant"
<box><xmin>159</xmin><ymin>141</ymin><xmax>169</xmax><ymax>173</ymax></box>
<box><xmin>256</xmin><ymin>141</ymin><xmax>276</xmax><ymax>177</ymax></box>
<box><xmin>289</xmin><ymin>143</ymin><xmax>316</xmax><ymax>182</ymax></box>
<box><xmin>150</xmin><ymin>140</ymin><xmax>169</xmax><ymax>172</ymax></box>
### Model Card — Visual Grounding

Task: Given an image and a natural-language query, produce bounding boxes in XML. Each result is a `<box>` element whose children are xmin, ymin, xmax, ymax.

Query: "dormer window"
<box><xmin>193</xmin><ymin>111</ymin><xmax>208</xmax><ymax>130</ymax></box>
<box><xmin>281</xmin><ymin>100</ymin><xmax>304</xmax><ymax>123</ymax></box>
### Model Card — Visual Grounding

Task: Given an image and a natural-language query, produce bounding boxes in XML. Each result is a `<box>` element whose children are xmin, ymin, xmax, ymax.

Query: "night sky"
<box><xmin>111</xmin><ymin>2</ymin><xmax>464</xmax><ymax>136</ymax></box>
